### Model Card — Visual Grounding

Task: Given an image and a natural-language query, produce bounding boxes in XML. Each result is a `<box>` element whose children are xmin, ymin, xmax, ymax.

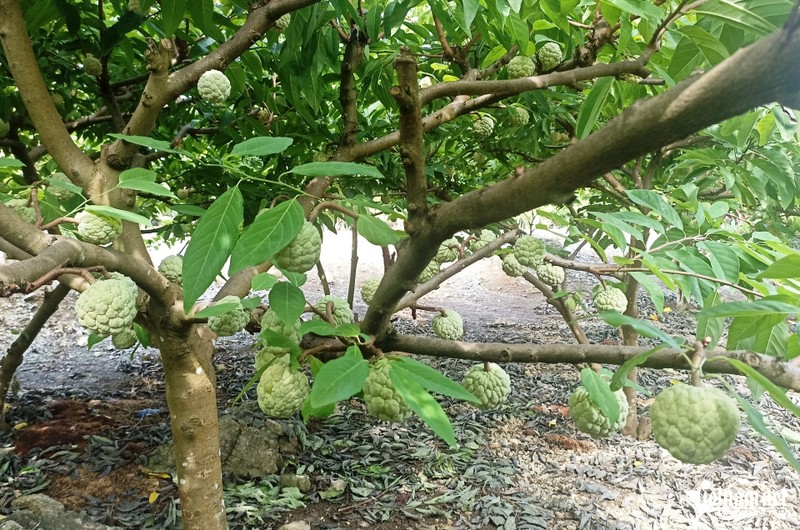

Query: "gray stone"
<box><xmin>7</xmin><ymin>494</ymin><xmax>115</xmax><ymax>530</ymax></box>
<box><xmin>279</xmin><ymin>473</ymin><xmax>312</xmax><ymax>493</ymax></box>
<box><xmin>0</xmin><ymin>520</ymin><xmax>25</xmax><ymax>530</ymax></box>
<box><xmin>277</xmin><ymin>522</ymin><xmax>311</xmax><ymax>530</ymax></box>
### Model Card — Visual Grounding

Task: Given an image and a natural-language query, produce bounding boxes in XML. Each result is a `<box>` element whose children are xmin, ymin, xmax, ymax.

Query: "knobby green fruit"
<box><xmin>84</xmin><ymin>54</ymin><xmax>102</xmax><ymax>76</ymax></box>
<box><xmin>112</xmin><ymin>329</ymin><xmax>137</xmax><ymax>349</ymax></box>
<box><xmin>158</xmin><ymin>255</ymin><xmax>184</xmax><ymax>285</ymax></box>
<box><xmin>312</xmin><ymin>295</ymin><xmax>354</xmax><ymax>326</ymax></box>
<box><xmin>6</xmin><ymin>199</ymin><xmax>35</xmax><ymax>224</ymax></box>
<box><xmin>462</xmin><ymin>363</ymin><xmax>511</xmax><ymax>409</ymax></box>
<box><xmin>537</xmin><ymin>42</ymin><xmax>562</xmax><ymax>72</ymax></box>
<box><xmin>507</xmin><ymin>55</ymin><xmax>535</xmax><ymax>78</ymax></box>
<box><xmin>569</xmin><ymin>386</ymin><xmax>628</xmax><ymax>439</ymax></box>
<box><xmin>432</xmin><ymin>309</ymin><xmax>464</xmax><ymax>340</ymax></box>
<box><xmin>501</xmin><ymin>253</ymin><xmax>526</xmax><ymax>277</ymax></box>
<box><xmin>417</xmin><ymin>261</ymin><xmax>440</xmax><ymax>283</ymax></box>
<box><xmin>362</xmin><ymin>358</ymin><xmax>411</xmax><ymax>422</ymax></box>
<box><xmin>76</xmin><ymin>280</ymin><xmax>138</xmax><ymax>337</ymax></box>
<box><xmin>48</xmin><ymin>172</ymin><xmax>76</xmax><ymax>201</ymax></box>
<box><xmin>360</xmin><ymin>278</ymin><xmax>381</xmax><ymax>305</ymax></box>
<box><xmin>274</xmin><ymin>220</ymin><xmax>322</xmax><ymax>273</ymax></box>
<box><xmin>507</xmin><ymin>106</ymin><xmax>530</xmax><ymax>127</ymax></box>
<box><xmin>76</xmin><ymin>211</ymin><xmax>122</xmax><ymax>245</ymax></box>
<box><xmin>197</xmin><ymin>69</ymin><xmax>231</xmax><ymax>103</ymax></box>
<box><xmin>257</xmin><ymin>355</ymin><xmax>309</xmax><ymax>418</ymax></box>
<box><xmin>472</xmin><ymin>115</ymin><xmax>495</xmax><ymax>138</ymax></box>
<box><xmin>274</xmin><ymin>13</ymin><xmax>291</xmax><ymax>30</ymax></box>
<box><xmin>592</xmin><ymin>285</ymin><xmax>628</xmax><ymax>313</ymax></box>
<box><xmin>535</xmin><ymin>263</ymin><xmax>565</xmax><ymax>287</ymax></box>
<box><xmin>514</xmin><ymin>235</ymin><xmax>545</xmax><ymax>267</ymax></box>
<box><xmin>434</xmin><ymin>238</ymin><xmax>459</xmax><ymax>263</ymax></box>
<box><xmin>207</xmin><ymin>295</ymin><xmax>250</xmax><ymax>336</ymax></box>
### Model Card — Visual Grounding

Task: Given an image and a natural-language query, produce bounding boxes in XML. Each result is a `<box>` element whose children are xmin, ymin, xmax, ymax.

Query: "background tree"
<box><xmin>2</xmin><ymin>0</ymin><xmax>800</xmax><ymax>528</ymax></box>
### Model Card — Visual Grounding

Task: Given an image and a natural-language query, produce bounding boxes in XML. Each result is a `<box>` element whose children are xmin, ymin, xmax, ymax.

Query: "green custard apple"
<box><xmin>83</xmin><ymin>54</ymin><xmax>102</xmax><ymax>76</ymax></box>
<box><xmin>417</xmin><ymin>261</ymin><xmax>440</xmax><ymax>283</ymax></box>
<box><xmin>434</xmin><ymin>238</ymin><xmax>459</xmax><ymax>263</ymax></box>
<box><xmin>274</xmin><ymin>13</ymin><xmax>291</xmax><ymax>30</ymax></box>
<box><xmin>535</xmin><ymin>263</ymin><xmax>565</xmax><ymax>287</ymax></box>
<box><xmin>76</xmin><ymin>211</ymin><xmax>122</xmax><ymax>245</ymax></box>
<box><xmin>472</xmin><ymin>115</ymin><xmax>495</xmax><ymax>139</ymax></box>
<box><xmin>360</xmin><ymin>277</ymin><xmax>381</xmax><ymax>305</ymax></box>
<box><xmin>6</xmin><ymin>199</ymin><xmax>36</xmax><ymax>224</ymax></box>
<box><xmin>111</xmin><ymin>328</ymin><xmax>137</xmax><ymax>349</ymax></box>
<box><xmin>507</xmin><ymin>106</ymin><xmax>529</xmax><ymax>127</ymax></box>
<box><xmin>469</xmin><ymin>229</ymin><xmax>495</xmax><ymax>253</ymax></box>
<box><xmin>197</xmin><ymin>69</ymin><xmax>231</xmax><ymax>103</ymax></box>
<box><xmin>158</xmin><ymin>255</ymin><xmax>184</xmax><ymax>285</ymax></box>
<box><xmin>260</xmin><ymin>308</ymin><xmax>301</xmax><ymax>344</ymax></box>
<box><xmin>76</xmin><ymin>279</ymin><xmax>138</xmax><ymax>337</ymax></box>
<box><xmin>207</xmin><ymin>295</ymin><xmax>250</xmax><ymax>336</ymax></box>
<box><xmin>432</xmin><ymin>309</ymin><xmax>463</xmax><ymax>340</ymax></box>
<box><xmin>507</xmin><ymin>55</ymin><xmax>535</xmax><ymax>79</ymax></box>
<box><xmin>569</xmin><ymin>386</ymin><xmax>628</xmax><ymax>439</ymax></box>
<box><xmin>592</xmin><ymin>285</ymin><xmax>628</xmax><ymax>313</ymax></box>
<box><xmin>274</xmin><ymin>220</ymin><xmax>322</xmax><ymax>273</ymax></box>
<box><xmin>462</xmin><ymin>363</ymin><xmax>511</xmax><ymax>409</ymax></box>
<box><xmin>537</xmin><ymin>42</ymin><xmax>562</xmax><ymax>72</ymax></box>
<box><xmin>313</xmin><ymin>295</ymin><xmax>354</xmax><ymax>326</ymax></box>
<box><xmin>513</xmin><ymin>235</ymin><xmax>545</xmax><ymax>268</ymax></box>
<box><xmin>651</xmin><ymin>384</ymin><xmax>741</xmax><ymax>464</ymax></box>
<box><xmin>48</xmin><ymin>172</ymin><xmax>76</xmax><ymax>201</ymax></box>
<box><xmin>103</xmin><ymin>272</ymin><xmax>138</xmax><ymax>299</ymax></box>
<box><xmin>257</xmin><ymin>355</ymin><xmax>309</xmax><ymax>418</ymax></box>
<box><xmin>501</xmin><ymin>253</ymin><xmax>526</xmax><ymax>277</ymax></box>
<box><xmin>362</xmin><ymin>358</ymin><xmax>411</xmax><ymax>422</ymax></box>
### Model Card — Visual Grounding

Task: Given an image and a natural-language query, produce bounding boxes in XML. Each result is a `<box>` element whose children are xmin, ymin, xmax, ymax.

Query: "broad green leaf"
<box><xmin>229</xmin><ymin>199</ymin><xmax>304</xmax><ymax>274</ymax></box>
<box><xmin>730</xmin><ymin>390</ymin><xmax>800</xmax><ymax>474</ymax></box>
<box><xmin>394</xmin><ymin>357</ymin><xmax>481</xmax><ymax>404</ymax></box>
<box><xmin>107</xmin><ymin>133</ymin><xmax>180</xmax><ymax>153</ymax></box>
<box><xmin>259</xmin><ymin>330</ymin><xmax>301</xmax><ymax>357</ymax></box>
<box><xmin>626</xmin><ymin>189</ymin><xmax>683</xmax><ymax>229</ymax></box>
<box><xmin>699</xmin><ymin>241</ymin><xmax>740</xmax><ymax>283</ymax></box>
<box><xmin>698</xmin><ymin>299</ymin><xmax>800</xmax><ymax>318</ymax></box>
<box><xmin>194</xmin><ymin>299</ymin><xmax>241</xmax><ymax>318</ymax></box>
<box><xmin>576</xmin><ymin>76</ymin><xmax>613</xmax><ymax>139</ymax></box>
<box><xmin>610</xmin><ymin>346</ymin><xmax>666</xmax><ymax>391</ymax></box>
<box><xmin>697</xmin><ymin>291</ymin><xmax>725</xmax><ymax>347</ymax></box>
<box><xmin>727</xmin><ymin>316</ymin><xmax>788</xmax><ymax>356</ymax></box>
<box><xmin>160</xmin><ymin>0</ymin><xmax>186</xmax><ymax>36</ymax></box>
<box><xmin>719</xmin><ymin>359</ymin><xmax>800</xmax><ymax>417</ymax></box>
<box><xmin>356</xmin><ymin>215</ymin><xmax>405</xmax><ymax>246</ymax></box>
<box><xmin>252</xmin><ymin>272</ymin><xmax>279</xmax><ymax>291</ymax></box>
<box><xmin>47</xmin><ymin>176</ymin><xmax>82</xmax><ymax>196</ymax></box>
<box><xmin>118</xmin><ymin>168</ymin><xmax>177</xmax><ymax>199</ymax></box>
<box><xmin>87</xmin><ymin>333</ymin><xmax>105</xmax><ymax>350</ymax></box>
<box><xmin>599</xmin><ymin>311</ymin><xmax>684</xmax><ymax>350</ymax></box>
<box><xmin>298</xmin><ymin>320</ymin><xmax>360</xmax><ymax>337</ymax></box>
<box><xmin>601</xmin><ymin>0</ymin><xmax>662</xmax><ymax>20</ymax></box>
<box><xmin>761</xmin><ymin>254</ymin><xmax>800</xmax><ymax>279</ymax></box>
<box><xmin>133</xmin><ymin>323</ymin><xmax>150</xmax><ymax>348</ymax></box>
<box><xmin>187</xmin><ymin>0</ymin><xmax>223</xmax><ymax>41</ymax></box>
<box><xmin>390</xmin><ymin>366</ymin><xmax>457</xmax><ymax>446</ymax></box>
<box><xmin>99</xmin><ymin>11</ymin><xmax>144</xmax><ymax>56</ymax></box>
<box><xmin>85</xmin><ymin>205</ymin><xmax>151</xmax><ymax>226</ymax></box>
<box><xmin>0</xmin><ymin>157</ymin><xmax>25</xmax><ymax>168</ymax></box>
<box><xmin>307</xmin><ymin>346</ymin><xmax>369</xmax><ymax>408</ymax></box>
<box><xmin>678</xmin><ymin>25</ymin><xmax>730</xmax><ymax>65</ymax></box>
<box><xmin>302</xmin><ymin>395</ymin><xmax>337</xmax><ymax>421</ymax></box>
<box><xmin>182</xmin><ymin>187</ymin><xmax>243</xmax><ymax>313</ymax></box>
<box><xmin>287</xmin><ymin>162</ymin><xmax>385</xmax><ymax>180</ymax></box>
<box><xmin>580</xmin><ymin>368</ymin><xmax>620</xmax><ymax>427</ymax></box>
<box><xmin>268</xmin><ymin>281</ymin><xmax>306</xmax><ymax>326</ymax></box>
<box><xmin>629</xmin><ymin>272</ymin><xmax>665</xmax><ymax>313</ymax></box>
<box><xmin>171</xmin><ymin>204</ymin><xmax>206</xmax><ymax>216</ymax></box>
<box><xmin>230</xmin><ymin>137</ymin><xmax>293</xmax><ymax>157</ymax></box>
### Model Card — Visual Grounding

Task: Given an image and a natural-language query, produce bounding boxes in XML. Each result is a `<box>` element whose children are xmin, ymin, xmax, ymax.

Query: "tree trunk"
<box><xmin>157</xmin><ymin>325</ymin><xmax>227</xmax><ymax>530</ymax></box>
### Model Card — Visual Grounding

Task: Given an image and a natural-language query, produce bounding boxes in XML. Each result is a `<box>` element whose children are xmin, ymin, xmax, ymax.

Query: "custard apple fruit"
<box><xmin>592</xmin><ymin>285</ymin><xmax>627</xmax><ymax>313</ymax></box>
<box><xmin>207</xmin><ymin>295</ymin><xmax>250</xmax><ymax>336</ymax></box>
<box><xmin>569</xmin><ymin>386</ymin><xmax>628</xmax><ymax>438</ymax></box>
<box><xmin>563</xmin><ymin>292</ymin><xmax>582</xmax><ymax>312</ymax></box>
<box><xmin>550</xmin><ymin>131</ymin><xmax>570</xmax><ymax>144</ymax></box>
<box><xmin>257</xmin><ymin>355</ymin><xmax>309</xmax><ymax>418</ymax></box>
<box><xmin>260</xmin><ymin>308</ymin><xmax>301</xmax><ymax>344</ymax></box>
<box><xmin>0</xmin><ymin>118</ymin><xmax>9</xmax><ymax>138</ymax></box>
<box><xmin>363</xmin><ymin>358</ymin><xmax>411</xmax><ymax>422</ymax></box>
<box><xmin>514</xmin><ymin>235</ymin><xmax>545</xmax><ymax>267</ymax></box>
<box><xmin>507</xmin><ymin>106</ymin><xmax>529</xmax><ymax>127</ymax></box>
<box><xmin>112</xmin><ymin>328</ymin><xmax>137</xmax><ymax>349</ymax></box>
<box><xmin>313</xmin><ymin>295</ymin><xmax>354</xmax><ymax>326</ymax></box>
<box><xmin>103</xmin><ymin>272</ymin><xmax>138</xmax><ymax>299</ymax></box>
<box><xmin>537</xmin><ymin>42</ymin><xmax>562</xmax><ymax>72</ymax></box>
<box><xmin>48</xmin><ymin>172</ymin><xmax>76</xmax><ymax>201</ymax></box>
<box><xmin>158</xmin><ymin>255</ymin><xmax>183</xmax><ymax>285</ymax></box>
<box><xmin>76</xmin><ymin>279</ymin><xmax>138</xmax><ymax>337</ymax></box>
<box><xmin>501</xmin><ymin>253</ymin><xmax>526</xmax><ymax>277</ymax></box>
<box><xmin>76</xmin><ymin>211</ymin><xmax>122</xmax><ymax>245</ymax></box>
<box><xmin>469</xmin><ymin>229</ymin><xmax>495</xmax><ymax>252</ymax></box>
<box><xmin>7</xmin><ymin>199</ymin><xmax>35</xmax><ymax>224</ymax></box>
<box><xmin>417</xmin><ymin>261</ymin><xmax>440</xmax><ymax>283</ymax></box>
<box><xmin>432</xmin><ymin>309</ymin><xmax>463</xmax><ymax>340</ymax></box>
<box><xmin>255</xmin><ymin>346</ymin><xmax>293</xmax><ymax>371</ymax></box>
<box><xmin>274</xmin><ymin>220</ymin><xmax>322</xmax><ymax>273</ymax></box>
<box><xmin>462</xmin><ymin>363</ymin><xmax>511</xmax><ymax>409</ymax></box>
<box><xmin>83</xmin><ymin>54</ymin><xmax>102</xmax><ymax>76</ymax></box>
<box><xmin>274</xmin><ymin>13</ymin><xmax>291</xmax><ymax>30</ymax></box>
<box><xmin>434</xmin><ymin>238</ymin><xmax>459</xmax><ymax>263</ymax></box>
<box><xmin>535</xmin><ymin>263</ymin><xmax>565</xmax><ymax>287</ymax></box>
<box><xmin>651</xmin><ymin>384</ymin><xmax>741</xmax><ymax>464</ymax></box>
<box><xmin>472</xmin><ymin>115</ymin><xmax>495</xmax><ymax>138</ymax></box>
<box><xmin>507</xmin><ymin>55</ymin><xmax>535</xmax><ymax>79</ymax></box>
<box><xmin>197</xmin><ymin>69</ymin><xmax>231</xmax><ymax>103</ymax></box>
<box><xmin>360</xmin><ymin>277</ymin><xmax>381</xmax><ymax>305</ymax></box>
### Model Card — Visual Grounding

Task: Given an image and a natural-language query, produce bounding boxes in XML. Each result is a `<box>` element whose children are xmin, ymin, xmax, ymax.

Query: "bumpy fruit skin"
<box><xmin>6</xmin><ymin>199</ymin><xmax>35</xmax><ymax>224</ymax></box>
<box><xmin>274</xmin><ymin>221</ymin><xmax>322</xmax><ymax>273</ymax></box>
<box><xmin>84</xmin><ymin>54</ymin><xmax>102</xmax><ymax>76</ymax></box>
<box><xmin>469</xmin><ymin>229</ymin><xmax>495</xmax><ymax>252</ymax></box>
<box><xmin>417</xmin><ymin>261</ymin><xmax>440</xmax><ymax>283</ymax></box>
<box><xmin>507</xmin><ymin>55</ymin><xmax>535</xmax><ymax>78</ymax></box>
<box><xmin>462</xmin><ymin>363</ymin><xmax>511</xmax><ymax>409</ymax></box>
<box><xmin>507</xmin><ymin>106</ymin><xmax>529</xmax><ymax>127</ymax></box>
<box><xmin>360</xmin><ymin>278</ymin><xmax>381</xmax><ymax>305</ymax></box>
<box><xmin>535</xmin><ymin>263</ymin><xmax>565</xmax><ymax>287</ymax></box>
<box><xmin>550</xmin><ymin>131</ymin><xmax>570</xmax><ymax>144</ymax></box>
<box><xmin>434</xmin><ymin>238</ymin><xmax>459</xmax><ymax>263</ymax></box>
<box><xmin>103</xmin><ymin>272</ymin><xmax>138</xmax><ymax>299</ymax></box>
<box><xmin>112</xmin><ymin>329</ymin><xmax>137</xmax><ymax>349</ymax></box>
<box><xmin>76</xmin><ymin>280</ymin><xmax>138</xmax><ymax>337</ymax></box>
<box><xmin>592</xmin><ymin>285</ymin><xmax>628</xmax><ymax>313</ymax></box>
<box><xmin>313</xmin><ymin>295</ymin><xmax>354</xmax><ymax>326</ymax></box>
<box><xmin>197</xmin><ymin>69</ymin><xmax>231</xmax><ymax>103</ymax></box>
<box><xmin>257</xmin><ymin>355</ymin><xmax>309</xmax><ymax>418</ymax></box>
<box><xmin>0</xmin><ymin>118</ymin><xmax>9</xmax><ymax>138</ymax></box>
<box><xmin>432</xmin><ymin>309</ymin><xmax>463</xmax><ymax>340</ymax></box>
<box><xmin>514</xmin><ymin>235</ymin><xmax>545</xmax><ymax>267</ymax></box>
<box><xmin>158</xmin><ymin>255</ymin><xmax>184</xmax><ymax>285</ymax></box>
<box><xmin>472</xmin><ymin>115</ymin><xmax>495</xmax><ymax>138</ymax></box>
<box><xmin>651</xmin><ymin>384</ymin><xmax>741</xmax><ymax>464</ymax></box>
<box><xmin>76</xmin><ymin>211</ymin><xmax>122</xmax><ymax>245</ymax></box>
<box><xmin>363</xmin><ymin>358</ymin><xmax>411</xmax><ymax>422</ymax></box>
<box><xmin>260</xmin><ymin>308</ymin><xmax>301</xmax><ymax>344</ymax></box>
<box><xmin>537</xmin><ymin>42</ymin><xmax>562</xmax><ymax>72</ymax></box>
<box><xmin>563</xmin><ymin>292</ymin><xmax>581</xmax><ymax>312</ymax></box>
<box><xmin>207</xmin><ymin>295</ymin><xmax>250</xmax><ymax>336</ymax></box>
<box><xmin>502</xmin><ymin>253</ymin><xmax>526</xmax><ymax>277</ymax></box>
<box><xmin>48</xmin><ymin>172</ymin><xmax>76</xmax><ymax>201</ymax></box>
<box><xmin>274</xmin><ymin>13</ymin><xmax>291</xmax><ymax>30</ymax></box>
<box><xmin>569</xmin><ymin>386</ymin><xmax>629</xmax><ymax>438</ymax></box>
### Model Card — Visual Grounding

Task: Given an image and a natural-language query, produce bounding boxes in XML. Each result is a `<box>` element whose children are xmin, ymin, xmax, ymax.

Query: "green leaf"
<box><xmin>629</xmin><ymin>272</ymin><xmax>664</xmax><ymax>314</ymax></box>
<box><xmin>580</xmin><ymin>368</ymin><xmax>620</xmax><ymax>427</ymax></box>
<box><xmin>625</xmin><ymin>189</ymin><xmax>684</xmax><ymax>229</ymax></box>
<box><xmin>356</xmin><ymin>215</ymin><xmax>405</xmax><ymax>246</ymax></box>
<box><xmin>187</xmin><ymin>0</ymin><xmax>223</xmax><ymax>41</ymax></box>
<box><xmin>287</xmin><ymin>162</ymin><xmax>385</xmax><ymax>180</ymax></box>
<box><xmin>576</xmin><ymin>77</ymin><xmax>613</xmax><ymax>139</ymax></box>
<box><xmin>599</xmin><ymin>311</ymin><xmax>684</xmax><ymax>350</ymax></box>
<box><xmin>697</xmin><ymin>291</ymin><xmax>725</xmax><ymax>348</ymax></box>
<box><xmin>85</xmin><ymin>205</ymin><xmax>151</xmax><ymax>227</ymax></box>
<box><xmin>252</xmin><ymin>272</ymin><xmax>279</xmax><ymax>291</ymax></box>
<box><xmin>719</xmin><ymin>358</ymin><xmax>800</xmax><ymax>418</ymax></box>
<box><xmin>229</xmin><ymin>199</ymin><xmax>304</xmax><ymax>274</ymax></box>
<box><xmin>259</xmin><ymin>330</ymin><xmax>301</xmax><ymax>357</ymax></box>
<box><xmin>601</xmin><ymin>0</ymin><xmax>662</xmax><ymax>20</ymax></box>
<box><xmin>610</xmin><ymin>345</ymin><xmax>666</xmax><ymax>391</ymax></box>
<box><xmin>297</xmin><ymin>320</ymin><xmax>361</xmax><ymax>337</ymax></box>
<box><xmin>727</xmin><ymin>316</ymin><xmax>788</xmax><ymax>356</ymax></box>
<box><xmin>160</xmin><ymin>0</ymin><xmax>186</xmax><ymax>36</ymax></box>
<box><xmin>308</xmin><ymin>346</ymin><xmax>369</xmax><ymax>408</ymax></box>
<box><xmin>171</xmin><ymin>204</ymin><xmax>206</xmax><ymax>216</ymax></box>
<box><xmin>107</xmin><ymin>133</ymin><xmax>180</xmax><ymax>153</ymax></box>
<box><xmin>118</xmin><ymin>168</ymin><xmax>177</xmax><ymax>199</ymax></box>
<box><xmin>194</xmin><ymin>300</ymin><xmax>241</xmax><ymax>318</ymax></box>
<box><xmin>390</xmin><ymin>366</ymin><xmax>457</xmax><ymax>447</ymax></box>
<box><xmin>182</xmin><ymin>187</ymin><xmax>243</xmax><ymax>313</ymax></box>
<box><xmin>230</xmin><ymin>137</ymin><xmax>293</xmax><ymax>157</ymax></box>
<box><xmin>87</xmin><ymin>333</ymin><xmax>105</xmax><ymax>350</ymax></box>
<box><xmin>0</xmin><ymin>157</ymin><xmax>25</xmax><ymax>168</ymax></box>
<box><xmin>761</xmin><ymin>254</ymin><xmax>800</xmax><ymax>279</ymax></box>
<box><xmin>302</xmin><ymin>395</ymin><xmax>337</xmax><ymax>421</ymax></box>
<box><xmin>133</xmin><ymin>323</ymin><xmax>150</xmax><ymax>348</ymax></box>
<box><xmin>268</xmin><ymin>282</ymin><xmax>306</xmax><ymax>326</ymax></box>
<box><xmin>393</xmin><ymin>357</ymin><xmax>480</xmax><ymax>404</ymax></box>
<box><xmin>698</xmin><ymin>299</ymin><xmax>800</xmax><ymax>318</ymax></box>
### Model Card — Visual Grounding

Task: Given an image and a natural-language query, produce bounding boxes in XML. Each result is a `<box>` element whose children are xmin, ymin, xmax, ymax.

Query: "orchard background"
<box><xmin>2</xmin><ymin>0</ymin><xmax>800</xmax><ymax>528</ymax></box>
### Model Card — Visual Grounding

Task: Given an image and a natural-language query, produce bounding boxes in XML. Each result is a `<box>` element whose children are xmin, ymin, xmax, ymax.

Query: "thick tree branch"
<box><xmin>338</xmin><ymin>27</ymin><xmax>367</xmax><ymax>148</ymax></box>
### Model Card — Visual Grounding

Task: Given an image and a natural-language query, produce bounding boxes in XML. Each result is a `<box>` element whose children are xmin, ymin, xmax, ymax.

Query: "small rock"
<box><xmin>279</xmin><ymin>473</ymin><xmax>312</xmax><ymax>493</ymax></box>
<box><xmin>277</xmin><ymin>522</ymin><xmax>311</xmax><ymax>530</ymax></box>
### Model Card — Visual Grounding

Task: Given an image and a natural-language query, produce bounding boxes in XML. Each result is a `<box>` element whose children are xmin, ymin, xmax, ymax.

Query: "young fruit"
<box><xmin>472</xmin><ymin>115</ymin><xmax>495</xmax><ymax>139</ymax></box>
<box><xmin>197</xmin><ymin>69</ymin><xmax>231</xmax><ymax>103</ymax></box>
<box><xmin>513</xmin><ymin>235</ymin><xmax>545</xmax><ymax>267</ymax></box>
<box><xmin>462</xmin><ymin>363</ymin><xmax>511</xmax><ymax>409</ymax></box>
<box><xmin>592</xmin><ymin>285</ymin><xmax>628</xmax><ymax>313</ymax></box>
<box><xmin>501</xmin><ymin>253</ymin><xmax>526</xmax><ymax>277</ymax></box>
<box><xmin>362</xmin><ymin>358</ymin><xmax>411</xmax><ymax>422</ymax></box>
<box><xmin>158</xmin><ymin>255</ymin><xmax>184</xmax><ymax>285</ymax></box>
<box><xmin>257</xmin><ymin>355</ymin><xmax>309</xmax><ymax>418</ymax></box>
<box><xmin>432</xmin><ymin>309</ymin><xmax>463</xmax><ymax>340</ymax></box>
<box><xmin>207</xmin><ymin>296</ymin><xmax>250</xmax><ymax>336</ymax></box>
<box><xmin>569</xmin><ymin>386</ymin><xmax>628</xmax><ymax>438</ymax></box>
<box><xmin>112</xmin><ymin>329</ymin><xmax>138</xmax><ymax>349</ymax></box>
<box><xmin>83</xmin><ymin>54</ymin><xmax>102</xmax><ymax>77</ymax></box>
<box><xmin>274</xmin><ymin>220</ymin><xmax>322</xmax><ymax>273</ymax></box>
<box><xmin>507</xmin><ymin>55</ymin><xmax>535</xmax><ymax>79</ymax></box>
<box><xmin>360</xmin><ymin>278</ymin><xmax>381</xmax><ymax>305</ymax></box>
<box><xmin>537</xmin><ymin>42</ymin><xmax>562</xmax><ymax>72</ymax></box>
<box><xmin>76</xmin><ymin>211</ymin><xmax>122</xmax><ymax>245</ymax></box>
<box><xmin>506</xmin><ymin>106</ymin><xmax>529</xmax><ymax>127</ymax></box>
<box><xmin>76</xmin><ymin>280</ymin><xmax>138</xmax><ymax>337</ymax></box>
<box><xmin>535</xmin><ymin>263</ymin><xmax>565</xmax><ymax>287</ymax></box>
<box><xmin>312</xmin><ymin>295</ymin><xmax>354</xmax><ymax>326</ymax></box>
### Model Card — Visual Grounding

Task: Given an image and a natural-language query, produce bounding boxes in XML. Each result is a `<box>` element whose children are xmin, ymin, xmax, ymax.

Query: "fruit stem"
<box><xmin>483</xmin><ymin>361</ymin><xmax>491</xmax><ymax>372</ymax></box>
<box><xmin>690</xmin><ymin>341</ymin><xmax>705</xmax><ymax>387</ymax></box>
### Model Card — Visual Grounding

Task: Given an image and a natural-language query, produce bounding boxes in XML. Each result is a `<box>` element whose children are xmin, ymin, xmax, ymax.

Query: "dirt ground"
<box><xmin>2</xmin><ymin>230</ymin><xmax>800</xmax><ymax>529</ymax></box>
